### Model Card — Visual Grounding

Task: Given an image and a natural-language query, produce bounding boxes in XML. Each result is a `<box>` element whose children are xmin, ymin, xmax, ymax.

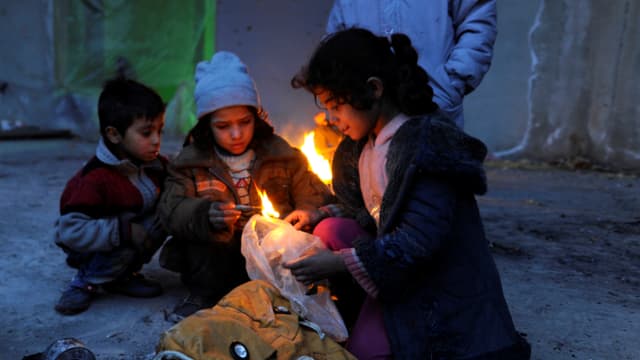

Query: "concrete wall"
<box><xmin>465</xmin><ymin>0</ymin><xmax>539</xmax><ymax>152</ymax></box>
<box><xmin>3</xmin><ymin>0</ymin><xmax>639</xmax><ymax>169</ymax></box>
<box><xmin>216</xmin><ymin>0</ymin><xmax>640</xmax><ymax>170</ymax></box>
<box><xmin>9</xmin><ymin>0</ymin><xmax>531</xmax><ymax>145</ymax></box>
<box><xmin>1</xmin><ymin>1</ymin><xmax>214</xmax><ymax>139</ymax></box>
<box><xmin>215</xmin><ymin>0</ymin><xmax>539</xmax><ymax>151</ymax></box>
<box><xmin>498</xmin><ymin>0</ymin><xmax>640</xmax><ymax>169</ymax></box>
<box><xmin>215</xmin><ymin>0</ymin><xmax>335</xmax><ymax>146</ymax></box>
<box><xmin>0</xmin><ymin>0</ymin><xmax>56</xmax><ymax>130</ymax></box>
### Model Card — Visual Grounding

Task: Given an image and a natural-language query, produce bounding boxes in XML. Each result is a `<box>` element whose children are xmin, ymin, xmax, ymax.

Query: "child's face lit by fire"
<box><xmin>315</xmin><ymin>89</ymin><xmax>376</xmax><ymax>141</ymax></box>
<box><xmin>210</xmin><ymin>106</ymin><xmax>255</xmax><ymax>155</ymax></box>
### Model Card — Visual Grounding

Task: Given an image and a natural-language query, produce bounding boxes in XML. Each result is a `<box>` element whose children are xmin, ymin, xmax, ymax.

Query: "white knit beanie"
<box><xmin>194</xmin><ymin>51</ymin><xmax>260</xmax><ymax>119</ymax></box>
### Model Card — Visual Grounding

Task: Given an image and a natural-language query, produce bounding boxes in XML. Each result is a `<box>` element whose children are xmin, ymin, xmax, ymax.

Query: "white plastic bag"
<box><xmin>241</xmin><ymin>214</ymin><xmax>348</xmax><ymax>342</ymax></box>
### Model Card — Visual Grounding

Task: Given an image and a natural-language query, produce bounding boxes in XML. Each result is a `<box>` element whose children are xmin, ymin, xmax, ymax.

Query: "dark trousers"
<box><xmin>63</xmin><ymin>229</ymin><xmax>164</xmax><ymax>287</ymax></box>
<box><xmin>65</xmin><ymin>246</ymin><xmax>142</xmax><ymax>286</ymax></box>
<box><xmin>177</xmin><ymin>239</ymin><xmax>250</xmax><ymax>303</ymax></box>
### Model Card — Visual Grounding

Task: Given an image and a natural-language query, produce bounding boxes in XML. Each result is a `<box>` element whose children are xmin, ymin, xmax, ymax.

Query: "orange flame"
<box><xmin>300</xmin><ymin>131</ymin><xmax>332</xmax><ymax>184</ymax></box>
<box><xmin>257</xmin><ymin>188</ymin><xmax>280</xmax><ymax>218</ymax></box>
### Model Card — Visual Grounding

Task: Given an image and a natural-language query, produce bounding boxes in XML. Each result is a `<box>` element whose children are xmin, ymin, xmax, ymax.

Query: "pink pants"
<box><xmin>313</xmin><ymin>217</ymin><xmax>392</xmax><ymax>360</ymax></box>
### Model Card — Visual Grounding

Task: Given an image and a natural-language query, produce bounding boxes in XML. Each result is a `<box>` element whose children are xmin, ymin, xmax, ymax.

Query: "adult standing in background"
<box><xmin>326</xmin><ymin>0</ymin><xmax>497</xmax><ymax>129</ymax></box>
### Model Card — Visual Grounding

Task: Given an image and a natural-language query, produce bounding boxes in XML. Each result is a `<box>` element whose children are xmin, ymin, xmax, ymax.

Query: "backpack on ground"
<box><xmin>156</xmin><ymin>280</ymin><xmax>356</xmax><ymax>360</ymax></box>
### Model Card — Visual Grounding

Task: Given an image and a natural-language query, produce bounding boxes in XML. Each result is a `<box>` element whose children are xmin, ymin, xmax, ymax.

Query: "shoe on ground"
<box><xmin>54</xmin><ymin>284</ymin><xmax>98</xmax><ymax>315</ymax></box>
<box><xmin>166</xmin><ymin>294</ymin><xmax>216</xmax><ymax>323</ymax></box>
<box><xmin>103</xmin><ymin>272</ymin><xmax>162</xmax><ymax>298</ymax></box>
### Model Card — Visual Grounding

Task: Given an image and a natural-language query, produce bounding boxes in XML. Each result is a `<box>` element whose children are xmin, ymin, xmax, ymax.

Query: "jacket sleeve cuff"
<box><xmin>319</xmin><ymin>204</ymin><xmax>346</xmax><ymax>218</ymax></box>
<box><xmin>117</xmin><ymin>212</ymin><xmax>136</xmax><ymax>247</ymax></box>
<box><xmin>338</xmin><ymin>248</ymin><xmax>379</xmax><ymax>298</ymax></box>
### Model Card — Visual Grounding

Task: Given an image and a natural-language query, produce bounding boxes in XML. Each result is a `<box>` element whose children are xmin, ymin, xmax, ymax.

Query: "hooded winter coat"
<box><xmin>332</xmin><ymin>115</ymin><xmax>529</xmax><ymax>359</ymax></box>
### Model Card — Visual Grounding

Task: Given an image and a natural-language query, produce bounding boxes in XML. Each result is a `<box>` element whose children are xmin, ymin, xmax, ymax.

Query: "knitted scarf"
<box><xmin>215</xmin><ymin>147</ymin><xmax>256</xmax><ymax>206</ymax></box>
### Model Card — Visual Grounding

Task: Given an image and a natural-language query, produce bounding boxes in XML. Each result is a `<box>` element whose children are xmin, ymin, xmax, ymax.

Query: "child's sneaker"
<box><xmin>54</xmin><ymin>284</ymin><xmax>97</xmax><ymax>315</ymax></box>
<box><xmin>166</xmin><ymin>294</ymin><xmax>217</xmax><ymax>323</ymax></box>
<box><xmin>103</xmin><ymin>272</ymin><xmax>162</xmax><ymax>298</ymax></box>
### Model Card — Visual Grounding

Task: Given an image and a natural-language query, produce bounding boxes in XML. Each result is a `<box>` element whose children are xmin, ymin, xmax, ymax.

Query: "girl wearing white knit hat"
<box><xmin>157</xmin><ymin>51</ymin><xmax>334</xmax><ymax>322</ymax></box>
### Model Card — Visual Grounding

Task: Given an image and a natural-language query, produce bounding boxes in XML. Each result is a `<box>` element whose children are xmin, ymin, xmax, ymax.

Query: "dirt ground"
<box><xmin>0</xmin><ymin>138</ymin><xmax>638</xmax><ymax>359</ymax></box>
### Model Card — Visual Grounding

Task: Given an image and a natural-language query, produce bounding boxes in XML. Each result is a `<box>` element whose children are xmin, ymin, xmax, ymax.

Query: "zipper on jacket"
<box><xmin>207</xmin><ymin>167</ymin><xmax>241</xmax><ymax>204</ymax></box>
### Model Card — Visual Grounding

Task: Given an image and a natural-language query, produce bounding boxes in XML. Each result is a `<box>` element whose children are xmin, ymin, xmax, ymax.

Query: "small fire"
<box><xmin>257</xmin><ymin>188</ymin><xmax>280</xmax><ymax>218</ymax></box>
<box><xmin>301</xmin><ymin>131</ymin><xmax>332</xmax><ymax>184</ymax></box>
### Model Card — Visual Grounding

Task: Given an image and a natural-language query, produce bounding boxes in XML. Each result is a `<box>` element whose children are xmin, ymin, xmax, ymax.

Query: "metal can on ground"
<box><xmin>43</xmin><ymin>338</ymin><xmax>95</xmax><ymax>360</ymax></box>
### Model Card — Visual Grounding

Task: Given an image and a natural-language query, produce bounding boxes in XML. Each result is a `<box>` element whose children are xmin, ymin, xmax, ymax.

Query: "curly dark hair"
<box><xmin>292</xmin><ymin>27</ymin><xmax>437</xmax><ymax>116</ymax></box>
<box><xmin>185</xmin><ymin>106</ymin><xmax>274</xmax><ymax>152</ymax></box>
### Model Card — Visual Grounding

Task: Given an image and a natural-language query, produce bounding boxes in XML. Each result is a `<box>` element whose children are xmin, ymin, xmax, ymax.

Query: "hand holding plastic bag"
<box><xmin>241</xmin><ymin>214</ymin><xmax>348</xmax><ymax>342</ymax></box>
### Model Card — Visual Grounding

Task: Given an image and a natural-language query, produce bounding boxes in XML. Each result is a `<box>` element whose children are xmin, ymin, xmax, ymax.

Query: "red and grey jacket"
<box><xmin>54</xmin><ymin>138</ymin><xmax>167</xmax><ymax>253</ymax></box>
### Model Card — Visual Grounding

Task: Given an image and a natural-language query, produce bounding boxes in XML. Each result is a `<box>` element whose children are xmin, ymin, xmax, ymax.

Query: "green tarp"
<box><xmin>53</xmin><ymin>0</ymin><xmax>215</xmax><ymax>135</ymax></box>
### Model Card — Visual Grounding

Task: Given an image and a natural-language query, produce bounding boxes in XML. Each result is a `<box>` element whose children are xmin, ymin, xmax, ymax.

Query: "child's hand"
<box><xmin>283</xmin><ymin>249</ymin><xmax>346</xmax><ymax>285</ymax></box>
<box><xmin>130</xmin><ymin>222</ymin><xmax>151</xmax><ymax>252</ymax></box>
<box><xmin>208</xmin><ymin>202</ymin><xmax>241</xmax><ymax>230</ymax></box>
<box><xmin>119</xmin><ymin>213</ymin><xmax>151</xmax><ymax>252</ymax></box>
<box><xmin>284</xmin><ymin>209</ymin><xmax>323</xmax><ymax>230</ymax></box>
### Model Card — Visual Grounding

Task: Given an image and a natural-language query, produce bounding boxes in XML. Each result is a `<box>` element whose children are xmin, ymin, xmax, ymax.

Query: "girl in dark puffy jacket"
<box><xmin>284</xmin><ymin>28</ymin><xmax>531</xmax><ymax>359</ymax></box>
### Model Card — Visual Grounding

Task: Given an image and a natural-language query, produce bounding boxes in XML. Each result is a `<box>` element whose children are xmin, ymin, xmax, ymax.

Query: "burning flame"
<box><xmin>258</xmin><ymin>188</ymin><xmax>280</xmax><ymax>218</ymax></box>
<box><xmin>300</xmin><ymin>131</ymin><xmax>332</xmax><ymax>184</ymax></box>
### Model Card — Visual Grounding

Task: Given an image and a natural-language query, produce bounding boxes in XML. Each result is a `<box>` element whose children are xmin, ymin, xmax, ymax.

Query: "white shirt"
<box><xmin>359</xmin><ymin>113</ymin><xmax>410</xmax><ymax>224</ymax></box>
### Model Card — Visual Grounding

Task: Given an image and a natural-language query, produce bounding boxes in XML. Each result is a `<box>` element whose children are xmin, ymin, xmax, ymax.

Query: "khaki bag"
<box><xmin>157</xmin><ymin>280</ymin><xmax>356</xmax><ymax>360</ymax></box>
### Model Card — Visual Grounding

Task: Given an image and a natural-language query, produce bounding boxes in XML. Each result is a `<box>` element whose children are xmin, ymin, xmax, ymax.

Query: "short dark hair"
<box><xmin>97</xmin><ymin>77</ymin><xmax>165</xmax><ymax>137</ymax></box>
<box><xmin>186</xmin><ymin>106</ymin><xmax>274</xmax><ymax>151</ymax></box>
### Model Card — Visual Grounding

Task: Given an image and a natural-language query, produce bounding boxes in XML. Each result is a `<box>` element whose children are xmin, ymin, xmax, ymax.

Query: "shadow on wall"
<box><xmin>215</xmin><ymin>0</ymin><xmax>335</xmax><ymax>144</ymax></box>
<box><xmin>493</xmin><ymin>0</ymin><xmax>640</xmax><ymax>170</ymax></box>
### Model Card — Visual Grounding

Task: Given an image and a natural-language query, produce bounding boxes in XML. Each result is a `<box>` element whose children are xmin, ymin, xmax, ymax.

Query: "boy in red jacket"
<box><xmin>53</xmin><ymin>77</ymin><xmax>168</xmax><ymax>315</ymax></box>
